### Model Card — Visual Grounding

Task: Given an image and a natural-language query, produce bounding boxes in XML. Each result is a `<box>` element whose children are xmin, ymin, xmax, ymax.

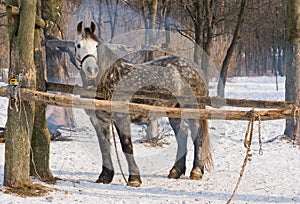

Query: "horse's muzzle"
<box><xmin>86</xmin><ymin>65</ymin><xmax>99</xmax><ymax>79</ymax></box>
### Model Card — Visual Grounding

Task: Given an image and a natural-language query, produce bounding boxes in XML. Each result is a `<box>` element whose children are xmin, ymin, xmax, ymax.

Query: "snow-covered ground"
<box><xmin>0</xmin><ymin>77</ymin><xmax>299</xmax><ymax>204</ymax></box>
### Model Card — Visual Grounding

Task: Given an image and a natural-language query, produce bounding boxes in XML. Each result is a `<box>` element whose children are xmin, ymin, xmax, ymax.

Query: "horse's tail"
<box><xmin>201</xmin><ymin>119</ymin><xmax>214</xmax><ymax>172</ymax></box>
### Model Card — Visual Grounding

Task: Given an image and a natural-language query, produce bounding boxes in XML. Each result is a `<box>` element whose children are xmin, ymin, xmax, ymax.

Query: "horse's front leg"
<box><xmin>114</xmin><ymin>113</ymin><xmax>142</xmax><ymax>187</ymax></box>
<box><xmin>89</xmin><ymin>111</ymin><xmax>114</xmax><ymax>184</ymax></box>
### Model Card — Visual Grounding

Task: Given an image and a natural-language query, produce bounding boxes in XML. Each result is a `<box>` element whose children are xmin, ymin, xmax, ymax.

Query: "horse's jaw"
<box><xmin>84</xmin><ymin>77</ymin><xmax>98</xmax><ymax>87</ymax></box>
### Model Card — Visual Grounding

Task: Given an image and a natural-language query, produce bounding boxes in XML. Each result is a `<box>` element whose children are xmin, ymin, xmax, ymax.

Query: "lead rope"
<box><xmin>7</xmin><ymin>73</ymin><xmax>23</xmax><ymax>112</ymax></box>
<box><xmin>227</xmin><ymin>108</ymin><xmax>261</xmax><ymax>204</ymax></box>
<box><xmin>106</xmin><ymin>86</ymin><xmax>128</xmax><ymax>185</ymax></box>
<box><xmin>292</xmin><ymin>107</ymin><xmax>299</xmax><ymax>145</ymax></box>
<box><xmin>110</xmin><ymin>116</ymin><xmax>128</xmax><ymax>185</ymax></box>
<box><xmin>258</xmin><ymin>113</ymin><xmax>263</xmax><ymax>155</ymax></box>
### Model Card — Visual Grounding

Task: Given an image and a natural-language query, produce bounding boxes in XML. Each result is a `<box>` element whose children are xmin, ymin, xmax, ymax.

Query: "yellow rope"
<box><xmin>227</xmin><ymin>109</ymin><xmax>256</xmax><ymax>204</ymax></box>
<box><xmin>258</xmin><ymin>113</ymin><xmax>263</xmax><ymax>155</ymax></box>
<box><xmin>292</xmin><ymin>107</ymin><xmax>299</xmax><ymax>144</ymax></box>
<box><xmin>107</xmin><ymin>86</ymin><xmax>128</xmax><ymax>185</ymax></box>
<box><xmin>111</xmin><ymin>118</ymin><xmax>128</xmax><ymax>185</ymax></box>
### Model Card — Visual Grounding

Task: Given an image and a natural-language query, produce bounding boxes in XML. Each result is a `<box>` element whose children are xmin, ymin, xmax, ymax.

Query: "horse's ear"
<box><xmin>77</xmin><ymin>21</ymin><xmax>83</xmax><ymax>34</ymax></box>
<box><xmin>91</xmin><ymin>22</ymin><xmax>96</xmax><ymax>33</ymax></box>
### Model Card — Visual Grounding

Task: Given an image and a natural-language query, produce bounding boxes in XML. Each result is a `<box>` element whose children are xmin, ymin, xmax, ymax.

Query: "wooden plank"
<box><xmin>42</xmin><ymin>40</ymin><xmax>75</xmax><ymax>48</ymax></box>
<box><xmin>46</xmin><ymin>82</ymin><xmax>300</xmax><ymax>109</ymax></box>
<box><xmin>0</xmin><ymin>86</ymin><xmax>298</xmax><ymax>121</ymax></box>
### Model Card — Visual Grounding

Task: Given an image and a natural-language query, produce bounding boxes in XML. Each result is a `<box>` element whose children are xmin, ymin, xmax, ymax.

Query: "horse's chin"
<box><xmin>85</xmin><ymin>77</ymin><xmax>98</xmax><ymax>87</ymax></box>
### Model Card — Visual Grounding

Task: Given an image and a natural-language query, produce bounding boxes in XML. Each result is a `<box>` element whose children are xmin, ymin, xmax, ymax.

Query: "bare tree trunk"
<box><xmin>41</xmin><ymin>0</ymin><xmax>76</xmax><ymax>141</ymax></box>
<box><xmin>202</xmin><ymin>0</ymin><xmax>214</xmax><ymax>82</ymax></box>
<box><xmin>42</xmin><ymin>0</ymin><xmax>67</xmax><ymax>84</ymax></box>
<box><xmin>162</xmin><ymin>0</ymin><xmax>171</xmax><ymax>48</ymax></box>
<box><xmin>142</xmin><ymin>0</ymin><xmax>158</xmax><ymax>62</ymax></box>
<box><xmin>188</xmin><ymin>0</ymin><xmax>214</xmax><ymax>81</ymax></box>
<box><xmin>192</xmin><ymin>0</ymin><xmax>203</xmax><ymax>66</ymax></box>
<box><xmin>217</xmin><ymin>0</ymin><xmax>247</xmax><ymax>97</ymax></box>
<box><xmin>98</xmin><ymin>0</ymin><xmax>103</xmax><ymax>40</ymax></box>
<box><xmin>30</xmin><ymin>0</ymin><xmax>55</xmax><ymax>183</ymax></box>
<box><xmin>105</xmin><ymin>0</ymin><xmax>119</xmax><ymax>42</ymax></box>
<box><xmin>284</xmin><ymin>0</ymin><xmax>300</xmax><ymax>141</ymax></box>
<box><xmin>141</xmin><ymin>0</ymin><xmax>159</xmax><ymax>140</ymax></box>
<box><xmin>4</xmin><ymin>0</ymin><xmax>36</xmax><ymax>187</ymax></box>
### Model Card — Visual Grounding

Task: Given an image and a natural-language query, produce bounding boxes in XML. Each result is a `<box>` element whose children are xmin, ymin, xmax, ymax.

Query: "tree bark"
<box><xmin>30</xmin><ymin>0</ymin><xmax>55</xmax><ymax>183</ymax></box>
<box><xmin>192</xmin><ymin>0</ymin><xmax>203</xmax><ymax>66</ymax></box>
<box><xmin>98</xmin><ymin>0</ymin><xmax>103</xmax><ymax>40</ymax></box>
<box><xmin>284</xmin><ymin>0</ymin><xmax>300</xmax><ymax>140</ymax></box>
<box><xmin>41</xmin><ymin>0</ymin><xmax>67</xmax><ymax>83</ymax></box>
<box><xmin>142</xmin><ymin>0</ymin><xmax>158</xmax><ymax>61</ymax></box>
<box><xmin>141</xmin><ymin>0</ymin><xmax>159</xmax><ymax>139</ymax></box>
<box><xmin>4</xmin><ymin>0</ymin><xmax>37</xmax><ymax>188</ymax></box>
<box><xmin>41</xmin><ymin>0</ymin><xmax>76</xmax><ymax>143</ymax></box>
<box><xmin>217</xmin><ymin>0</ymin><xmax>247</xmax><ymax>97</ymax></box>
<box><xmin>201</xmin><ymin>0</ymin><xmax>214</xmax><ymax>82</ymax></box>
<box><xmin>105</xmin><ymin>0</ymin><xmax>119</xmax><ymax>42</ymax></box>
<box><xmin>162</xmin><ymin>0</ymin><xmax>171</xmax><ymax>48</ymax></box>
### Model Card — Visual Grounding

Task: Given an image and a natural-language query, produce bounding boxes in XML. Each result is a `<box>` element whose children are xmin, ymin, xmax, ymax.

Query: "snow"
<box><xmin>0</xmin><ymin>77</ymin><xmax>299</xmax><ymax>204</ymax></box>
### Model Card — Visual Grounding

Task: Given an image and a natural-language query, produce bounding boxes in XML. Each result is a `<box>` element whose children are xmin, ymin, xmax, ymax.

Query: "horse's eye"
<box><xmin>77</xmin><ymin>44</ymin><xmax>81</xmax><ymax>49</ymax></box>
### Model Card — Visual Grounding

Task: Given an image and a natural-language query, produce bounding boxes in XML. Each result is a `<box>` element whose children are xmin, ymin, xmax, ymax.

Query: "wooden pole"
<box><xmin>0</xmin><ymin>86</ymin><xmax>299</xmax><ymax>121</ymax></box>
<box><xmin>46</xmin><ymin>82</ymin><xmax>300</xmax><ymax>109</ymax></box>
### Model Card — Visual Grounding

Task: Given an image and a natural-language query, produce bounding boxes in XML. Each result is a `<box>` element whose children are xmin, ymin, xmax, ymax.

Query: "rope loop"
<box><xmin>292</xmin><ymin>106</ymin><xmax>300</xmax><ymax>144</ymax></box>
<box><xmin>257</xmin><ymin>113</ymin><xmax>263</xmax><ymax>155</ymax></box>
<box><xmin>227</xmin><ymin>108</ymin><xmax>264</xmax><ymax>203</ymax></box>
<box><xmin>7</xmin><ymin>73</ymin><xmax>23</xmax><ymax>112</ymax></box>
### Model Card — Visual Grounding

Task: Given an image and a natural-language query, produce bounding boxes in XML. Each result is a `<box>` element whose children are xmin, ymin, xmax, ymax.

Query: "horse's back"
<box><xmin>147</xmin><ymin>56</ymin><xmax>207</xmax><ymax>98</ymax></box>
<box><xmin>98</xmin><ymin>56</ymin><xmax>207</xmax><ymax>100</ymax></box>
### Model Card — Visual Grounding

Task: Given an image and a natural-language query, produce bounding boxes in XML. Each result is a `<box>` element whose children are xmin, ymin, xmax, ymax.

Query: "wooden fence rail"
<box><xmin>0</xmin><ymin>85</ymin><xmax>299</xmax><ymax>121</ymax></box>
<box><xmin>46</xmin><ymin>82</ymin><xmax>300</xmax><ymax>109</ymax></box>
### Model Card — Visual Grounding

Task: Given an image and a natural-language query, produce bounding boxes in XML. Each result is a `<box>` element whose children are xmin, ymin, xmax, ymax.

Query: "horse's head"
<box><xmin>75</xmin><ymin>22</ymin><xmax>99</xmax><ymax>85</ymax></box>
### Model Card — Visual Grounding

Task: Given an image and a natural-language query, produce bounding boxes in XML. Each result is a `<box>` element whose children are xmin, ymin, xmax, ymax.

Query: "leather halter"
<box><xmin>76</xmin><ymin>54</ymin><xmax>97</xmax><ymax>69</ymax></box>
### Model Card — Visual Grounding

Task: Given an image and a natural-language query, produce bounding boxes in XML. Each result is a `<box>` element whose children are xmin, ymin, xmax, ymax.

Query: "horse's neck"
<box><xmin>98</xmin><ymin>43</ymin><xmax>126</xmax><ymax>74</ymax></box>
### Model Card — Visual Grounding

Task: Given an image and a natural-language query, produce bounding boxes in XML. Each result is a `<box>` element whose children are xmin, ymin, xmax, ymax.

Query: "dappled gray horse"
<box><xmin>75</xmin><ymin>22</ymin><xmax>213</xmax><ymax>187</ymax></box>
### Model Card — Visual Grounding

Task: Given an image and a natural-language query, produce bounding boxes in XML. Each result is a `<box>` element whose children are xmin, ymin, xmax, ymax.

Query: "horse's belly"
<box><xmin>129</xmin><ymin>98</ymin><xmax>176</xmax><ymax>124</ymax></box>
<box><xmin>130</xmin><ymin>114</ymin><xmax>149</xmax><ymax>124</ymax></box>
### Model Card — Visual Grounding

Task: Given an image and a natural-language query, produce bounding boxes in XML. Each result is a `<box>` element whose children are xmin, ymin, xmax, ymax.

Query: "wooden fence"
<box><xmin>0</xmin><ymin>83</ymin><xmax>299</xmax><ymax>121</ymax></box>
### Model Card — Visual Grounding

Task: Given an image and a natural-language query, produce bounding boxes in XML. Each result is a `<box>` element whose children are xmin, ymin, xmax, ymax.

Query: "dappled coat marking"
<box><xmin>75</xmin><ymin>22</ymin><xmax>213</xmax><ymax>187</ymax></box>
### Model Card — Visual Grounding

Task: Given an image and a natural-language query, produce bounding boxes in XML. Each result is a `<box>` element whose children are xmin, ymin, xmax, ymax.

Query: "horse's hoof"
<box><xmin>96</xmin><ymin>168</ymin><xmax>114</xmax><ymax>184</ymax></box>
<box><xmin>168</xmin><ymin>166</ymin><xmax>186</xmax><ymax>179</ymax></box>
<box><xmin>127</xmin><ymin>175</ymin><xmax>142</xmax><ymax>187</ymax></box>
<box><xmin>189</xmin><ymin>167</ymin><xmax>204</xmax><ymax>180</ymax></box>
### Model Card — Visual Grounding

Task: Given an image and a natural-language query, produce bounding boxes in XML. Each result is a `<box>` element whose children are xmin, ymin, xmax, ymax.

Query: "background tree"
<box><xmin>42</xmin><ymin>0</ymin><xmax>68</xmax><ymax>84</ymax></box>
<box><xmin>0</xmin><ymin>1</ymin><xmax>8</xmax><ymax>80</ymax></box>
<box><xmin>105</xmin><ymin>0</ymin><xmax>119</xmax><ymax>42</ymax></box>
<box><xmin>217</xmin><ymin>0</ymin><xmax>247</xmax><ymax>97</ymax></box>
<box><xmin>284</xmin><ymin>0</ymin><xmax>300</xmax><ymax>141</ymax></box>
<box><xmin>141</xmin><ymin>0</ymin><xmax>158</xmax><ymax>61</ymax></box>
<box><xmin>4</xmin><ymin>0</ymin><xmax>37</xmax><ymax>188</ymax></box>
<box><xmin>30</xmin><ymin>0</ymin><xmax>55</xmax><ymax>183</ymax></box>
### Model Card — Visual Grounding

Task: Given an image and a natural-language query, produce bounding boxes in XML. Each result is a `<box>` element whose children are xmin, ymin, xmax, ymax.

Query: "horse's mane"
<box><xmin>83</xmin><ymin>28</ymin><xmax>99</xmax><ymax>43</ymax></box>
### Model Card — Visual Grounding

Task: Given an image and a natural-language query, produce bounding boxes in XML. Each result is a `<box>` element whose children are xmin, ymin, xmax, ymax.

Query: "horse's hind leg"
<box><xmin>114</xmin><ymin>113</ymin><xmax>142</xmax><ymax>187</ymax></box>
<box><xmin>168</xmin><ymin>117</ymin><xmax>188</xmax><ymax>179</ymax></box>
<box><xmin>89</xmin><ymin>113</ymin><xmax>114</xmax><ymax>184</ymax></box>
<box><xmin>188</xmin><ymin>119</ymin><xmax>205</xmax><ymax>180</ymax></box>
